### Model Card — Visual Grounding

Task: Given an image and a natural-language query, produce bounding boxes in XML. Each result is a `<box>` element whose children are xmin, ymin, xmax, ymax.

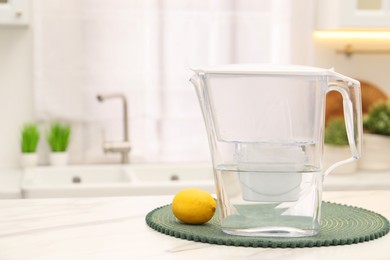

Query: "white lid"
<box><xmin>191</xmin><ymin>64</ymin><xmax>333</xmax><ymax>76</ymax></box>
<box><xmin>191</xmin><ymin>64</ymin><xmax>359</xmax><ymax>85</ymax></box>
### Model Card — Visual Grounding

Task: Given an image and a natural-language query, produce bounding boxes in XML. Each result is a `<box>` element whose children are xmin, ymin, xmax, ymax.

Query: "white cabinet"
<box><xmin>0</xmin><ymin>0</ymin><xmax>29</xmax><ymax>26</ymax></box>
<box><xmin>317</xmin><ymin>0</ymin><xmax>390</xmax><ymax>30</ymax></box>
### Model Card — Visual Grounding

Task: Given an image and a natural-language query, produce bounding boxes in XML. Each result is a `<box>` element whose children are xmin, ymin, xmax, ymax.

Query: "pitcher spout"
<box><xmin>189</xmin><ymin>73</ymin><xmax>207</xmax><ymax>113</ymax></box>
<box><xmin>189</xmin><ymin>74</ymin><xmax>201</xmax><ymax>89</ymax></box>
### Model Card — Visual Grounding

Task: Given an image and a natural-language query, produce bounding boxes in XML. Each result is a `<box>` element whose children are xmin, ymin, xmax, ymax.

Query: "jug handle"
<box><xmin>323</xmin><ymin>80</ymin><xmax>363</xmax><ymax>177</ymax></box>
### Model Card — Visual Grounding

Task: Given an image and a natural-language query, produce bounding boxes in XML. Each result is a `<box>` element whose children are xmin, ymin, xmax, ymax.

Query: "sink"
<box><xmin>21</xmin><ymin>163</ymin><xmax>215</xmax><ymax>198</ymax></box>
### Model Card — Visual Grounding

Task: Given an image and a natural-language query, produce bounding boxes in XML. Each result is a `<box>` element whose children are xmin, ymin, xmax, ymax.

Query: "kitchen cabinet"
<box><xmin>317</xmin><ymin>0</ymin><xmax>390</xmax><ymax>30</ymax></box>
<box><xmin>0</xmin><ymin>0</ymin><xmax>29</xmax><ymax>26</ymax></box>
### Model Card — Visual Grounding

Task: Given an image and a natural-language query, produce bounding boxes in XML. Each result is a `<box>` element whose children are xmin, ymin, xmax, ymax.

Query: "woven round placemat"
<box><xmin>145</xmin><ymin>202</ymin><xmax>389</xmax><ymax>248</ymax></box>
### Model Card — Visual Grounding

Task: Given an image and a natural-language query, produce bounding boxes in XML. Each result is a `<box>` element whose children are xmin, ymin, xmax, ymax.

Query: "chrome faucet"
<box><xmin>97</xmin><ymin>93</ymin><xmax>131</xmax><ymax>164</ymax></box>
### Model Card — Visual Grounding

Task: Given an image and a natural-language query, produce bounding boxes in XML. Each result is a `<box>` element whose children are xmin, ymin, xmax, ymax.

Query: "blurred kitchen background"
<box><xmin>0</xmin><ymin>0</ymin><xmax>390</xmax><ymax>171</ymax></box>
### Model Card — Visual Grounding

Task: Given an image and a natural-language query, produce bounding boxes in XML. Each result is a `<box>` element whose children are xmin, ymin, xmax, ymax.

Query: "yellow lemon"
<box><xmin>172</xmin><ymin>188</ymin><xmax>216</xmax><ymax>225</ymax></box>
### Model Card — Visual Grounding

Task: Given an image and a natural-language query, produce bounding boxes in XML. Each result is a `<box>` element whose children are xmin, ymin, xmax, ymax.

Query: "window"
<box><xmin>32</xmin><ymin>0</ymin><xmax>314</xmax><ymax>164</ymax></box>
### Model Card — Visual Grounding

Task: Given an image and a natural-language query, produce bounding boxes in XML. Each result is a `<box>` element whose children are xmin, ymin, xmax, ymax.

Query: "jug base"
<box><xmin>222</xmin><ymin>227</ymin><xmax>318</xmax><ymax>238</ymax></box>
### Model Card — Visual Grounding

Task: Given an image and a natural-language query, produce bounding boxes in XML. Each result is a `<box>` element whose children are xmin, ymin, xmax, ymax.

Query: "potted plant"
<box><xmin>47</xmin><ymin>122</ymin><xmax>71</xmax><ymax>166</ymax></box>
<box><xmin>20</xmin><ymin>123</ymin><xmax>40</xmax><ymax>167</ymax></box>
<box><xmin>324</xmin><ymin>117</ymin><xmax>357</xmax><ymax>174</ymax></box>
<box><xmin>359</xmin><ymin>101</ymin><xmax>390</xmax><ymax>170</ymax></box>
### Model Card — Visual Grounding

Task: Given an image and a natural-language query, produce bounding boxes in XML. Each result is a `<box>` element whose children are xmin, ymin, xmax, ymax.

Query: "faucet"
<box><xmin>97</xmin><ymin>93</ymin><xmax>131</xmax><ymax>164</ymax></box>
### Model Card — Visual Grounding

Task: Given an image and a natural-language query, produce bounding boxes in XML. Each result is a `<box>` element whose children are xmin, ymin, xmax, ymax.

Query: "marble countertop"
<box><xmin>0</xmin><ymin>190</ymin><xmax>389</xmax><ymax>259</ymax></box>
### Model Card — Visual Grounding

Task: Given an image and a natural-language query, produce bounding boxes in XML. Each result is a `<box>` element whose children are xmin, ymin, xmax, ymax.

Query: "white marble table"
<box><xmin>0</xmin><ymin>191</ymin><xmax>389</xmax><ymax>260</ymax></box>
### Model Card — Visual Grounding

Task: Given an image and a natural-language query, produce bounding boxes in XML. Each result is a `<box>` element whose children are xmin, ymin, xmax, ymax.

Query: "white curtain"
<box><xmin>32</xmin><ymin>0</ymin><xmax>315</xmax><ymax>164</ymax></box>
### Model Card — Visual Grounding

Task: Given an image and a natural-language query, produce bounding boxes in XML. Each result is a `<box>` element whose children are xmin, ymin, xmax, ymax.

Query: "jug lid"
<box><xmin>191</xmin><ymin>64</ymin><xmax>334</xmax><ymax>76</ymax></box>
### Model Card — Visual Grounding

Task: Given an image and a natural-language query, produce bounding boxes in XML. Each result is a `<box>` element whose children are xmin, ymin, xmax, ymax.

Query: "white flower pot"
<box><xmin>324</xmin><ymin>145</ymin><xmax>358</xmax><ymax>174</ymax></box>
<box><xmin>49</xmin><ymin>152</ymin><xmax>68</xmax><ymax>166</ymax></box>
<box><xmin>358</xmin><ymin>133</ymin><xmax>390</xmax><ymax>170</ymax></box>
<box><xmin>20</xmin><ymin>153</ymin><xmax>38</xmax><ymax>168</ymax></box>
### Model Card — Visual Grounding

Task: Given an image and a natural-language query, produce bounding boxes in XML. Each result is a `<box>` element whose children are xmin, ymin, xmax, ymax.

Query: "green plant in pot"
<box><xmin>20</xmin><ymin>123</ymin><xmax>40</xmax><ymax>167</ymax></box>
<box><xmin>325</xmin><ymin>117</ymin><xmax>349</xmax><ymax>147</ymax></box>
<box><xmin>47</xmin><ymin>122</ymin><xmax>71</xmax><ymax>166</ymax></box>
<box><xmin>363</xmin><ymin>101</ymin><xmax>390</xmax><ymax>136</ymax></box>
<box><xmin>324</xmin><ymin>117</ymin><xmax>356</xmax><ymax>173</ymax></box>
<box><xmin>360</xmin><ymin>101</ymin><xmax>390</xmax><ymax>170</ymax></box>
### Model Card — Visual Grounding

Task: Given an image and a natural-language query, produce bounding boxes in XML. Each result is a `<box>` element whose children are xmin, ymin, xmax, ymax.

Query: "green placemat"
<box><xmin>145</xmin><ymin>202</ymin><xmax>389</xmax><ymax>248</ymax></box>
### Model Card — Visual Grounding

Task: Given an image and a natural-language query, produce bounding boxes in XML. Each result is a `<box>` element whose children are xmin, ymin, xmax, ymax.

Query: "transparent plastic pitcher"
<box><xmin>190</xmin><ymin>65</ymin><xmax>362</xmax><ymax>237</ymax></box>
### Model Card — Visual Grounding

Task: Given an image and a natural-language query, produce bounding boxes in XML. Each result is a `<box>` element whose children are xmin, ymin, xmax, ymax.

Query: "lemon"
<box><xmin>172</xmin><ymin>188</ymin><xmax>216</xmax><ymax>225</ymax></box>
